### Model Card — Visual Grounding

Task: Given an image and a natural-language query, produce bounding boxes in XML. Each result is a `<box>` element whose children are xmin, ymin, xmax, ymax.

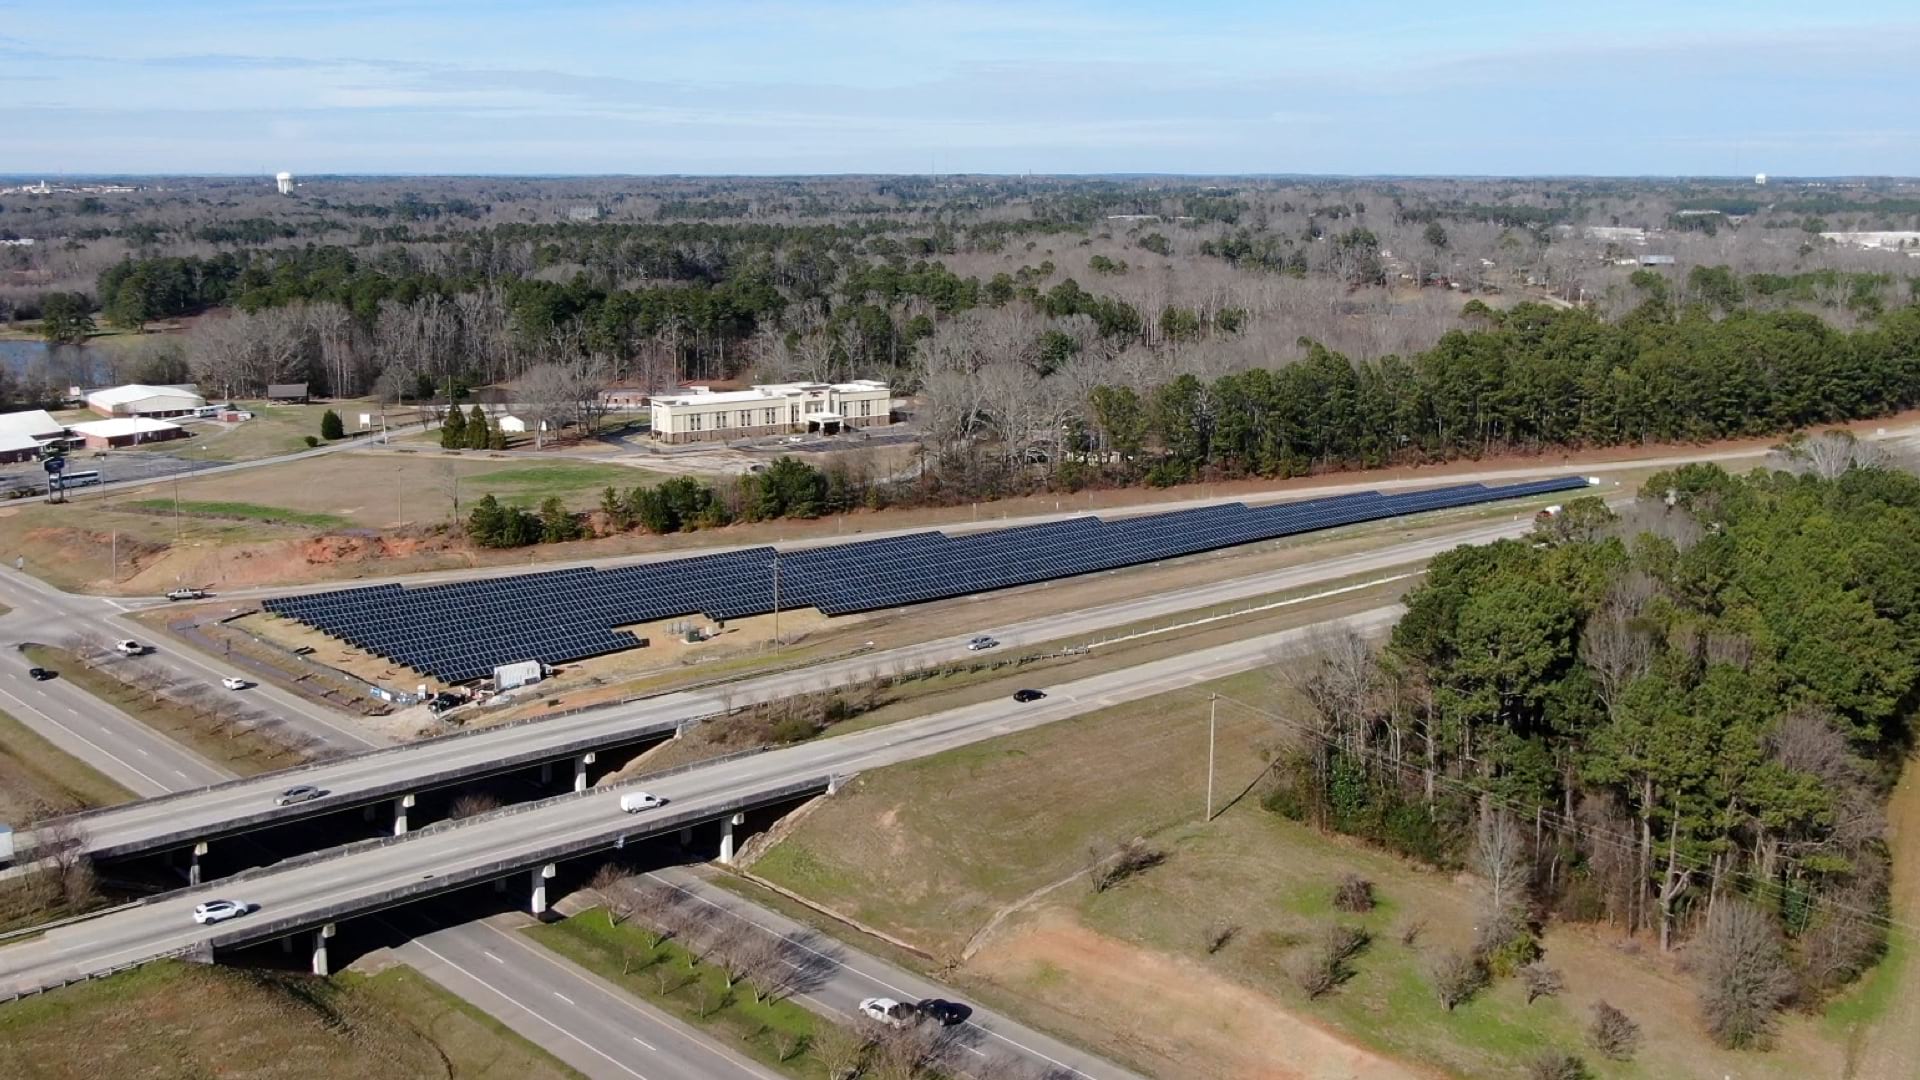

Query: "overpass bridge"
<box><xmin>0</xmin><ymin>605</ymin><xmax>1401</xmax><ymax>1001</ymax></box>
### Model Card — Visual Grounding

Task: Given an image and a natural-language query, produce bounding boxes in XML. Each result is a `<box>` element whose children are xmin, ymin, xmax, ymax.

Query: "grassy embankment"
<box><xmin>748</xmin><ymin>666</ymin><xmax>1854</xmax><ymax>1079</ymax></box>
<box><xmin>0</xmin><ymin>959</ymin><xmax>581</xmax><ymax>1080</ymax></box>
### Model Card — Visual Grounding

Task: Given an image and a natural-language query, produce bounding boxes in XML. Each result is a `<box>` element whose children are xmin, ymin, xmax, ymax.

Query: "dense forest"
<box><xmin>5</xmin><ymin>175</ymin><xmax>1920</xmax><ymax>505</ymax></box>
<box><xmin>1274</xmin><ymin>458</ymin><xmax>1917</xmax><ymax>1045</ymax></box>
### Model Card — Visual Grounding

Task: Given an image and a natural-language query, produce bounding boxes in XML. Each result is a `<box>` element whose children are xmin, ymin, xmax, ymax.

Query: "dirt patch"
<box><xmin>974</xmin><ymin>910</ymin><xmax>1423</xmax><ymax>1080</ymax></box>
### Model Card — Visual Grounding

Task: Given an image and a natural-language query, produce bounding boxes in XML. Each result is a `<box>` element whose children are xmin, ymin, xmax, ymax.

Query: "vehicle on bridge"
<box><xmin>619</xmin><ymin>791</ymin><xmax>666</xmax><ymax>812</ymax></box>
<box><xmin>191</xmin><ymin>899</ymin><xmax>250</xmax><ymax>925</ymax></box>
<box><xmin>1012</xmin><ymin>688</ymin><xmax>1045</xmax><ymax>702</ymax></box>
<box><xmin>275</xmin><ymin>785</ymin><xmax>327</xmax><ymax>806</ymax></box>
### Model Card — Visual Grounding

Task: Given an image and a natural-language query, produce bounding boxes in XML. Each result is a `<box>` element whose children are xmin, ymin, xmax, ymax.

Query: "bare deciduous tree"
<box><xmin>1587</xmin><ymin>1000</ymin><xmax>1640</xmax><ymax>1061</ymax></box>
<box><xmin>1697</xmin><ymin>899</ymin><xmax>1795</xmax><ymax>1049</ymax></box>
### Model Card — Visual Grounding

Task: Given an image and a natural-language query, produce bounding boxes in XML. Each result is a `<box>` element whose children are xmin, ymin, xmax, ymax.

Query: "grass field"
<box><xmin>0</xmin><ymin>960</ymin><xmax>581</xmax><ymax>1080</ymax></box>
<box><xmin>751</xmin><ymin>668</ymin><xmax>1855</xmax><ymax>1079</ymax></box>
<box><xmin>526</xmin><ymin>911</ymin><xmax>824</xmax><ymax>1077</ymax></box>
<box><xmin>121</xmin><ymin>498</ymin><xmax>353</xmax><ymax>529</ymax></box>
<box><xmin>0</xmin><ymin>706</ymin><xmax>132</xmax><ymax>821</ymax></box>
<box><xmin>21</xmin><ymin>645</ymin><xmax>308</xmax><ymax>775</ymax></box>
<box><xmin>461</xmin><ymin>460</ymin><xmax>662</xmax><ymax>508</ymax></box>
<box><xmin>171</xmin><ymin>401</ymin><xmax>425</xmax><ymax>463</ymax></box>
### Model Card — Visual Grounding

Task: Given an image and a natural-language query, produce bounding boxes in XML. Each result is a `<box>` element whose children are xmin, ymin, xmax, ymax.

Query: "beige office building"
<box><xmin>648</xmin><ymin>380</ymin><xmax>894</xmax><ymax>444</ymax></box>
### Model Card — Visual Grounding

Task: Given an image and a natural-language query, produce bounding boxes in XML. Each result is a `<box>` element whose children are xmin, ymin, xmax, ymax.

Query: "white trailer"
<box><xmin>493</xmin><ymin>660</ymin><xmax>545</xmax><ymax>691</ymax></box>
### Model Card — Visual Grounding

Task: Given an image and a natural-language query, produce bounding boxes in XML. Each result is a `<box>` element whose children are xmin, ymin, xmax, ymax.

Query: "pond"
<box><xmin>0</xmin><ymin>338</ymin><xmax>118</xmax><ymax>393</ymax></box>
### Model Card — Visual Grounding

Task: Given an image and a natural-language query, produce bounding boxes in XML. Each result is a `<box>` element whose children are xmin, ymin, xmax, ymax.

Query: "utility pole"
<box><xmin>770</xmin><ymin>552</ymin><xmax>782</xmax><ymax>647</ymax></box>
<box><xmin>1205</xmin><ymin>693</ymin><xmax>1218</xmax><ymax>822</ymax></box>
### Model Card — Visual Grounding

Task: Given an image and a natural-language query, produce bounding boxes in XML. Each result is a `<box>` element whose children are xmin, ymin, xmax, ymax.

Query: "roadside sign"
<box><xmin>43</xmin><ymin>456</ymin><xmax>64</xmax><ymax>473</ymax></box>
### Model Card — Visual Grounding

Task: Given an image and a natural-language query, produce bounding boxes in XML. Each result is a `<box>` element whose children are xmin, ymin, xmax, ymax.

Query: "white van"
<box><xmin>619</xmin><ymin>792</ymin><xmax>665</xmax><ymax>813</ymax></box>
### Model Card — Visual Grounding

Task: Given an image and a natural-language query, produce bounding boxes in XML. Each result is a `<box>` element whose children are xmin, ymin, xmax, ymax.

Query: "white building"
<box><xmin>86</xmin><ymin>384</ymin><xmax>207</xmax><ymax>418</ymax></box>
<box><xmin>648</xmin><ymin>380</ymin><xmax>894</xmax><ymax>445</ymax></box>
<box><xmin>70</xmin><ymin>416</ymin><xmax>188</xmax><ymax>449</ymax></box>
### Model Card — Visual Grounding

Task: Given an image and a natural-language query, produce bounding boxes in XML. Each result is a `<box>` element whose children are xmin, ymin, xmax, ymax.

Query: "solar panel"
<box><xmin>262</xmin><ymin>477</ymin><xmax>1590</xmax><ymax>680</ymax></box>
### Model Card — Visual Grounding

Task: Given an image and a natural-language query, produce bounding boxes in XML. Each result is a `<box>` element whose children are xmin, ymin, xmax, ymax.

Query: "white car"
<box><xmin>859</xmin><ymin>997</ymin><xmax>916</xmax><ymax>1027</ymax></box>
<box><xmin>221</xmin><ymin>676</ymin><xmax>249</xmax><ymax>691</ymax></box>
<box><xmin>619</xmin><ymin>791</ymin><xmax>666</xmax><ymax>813</ymax></box>
<box><xmin>114</xmin><ymin>639</ymin><xmax>145</xmax><ymax>656</ymax></box>
<box><xmin>192</xmin><ymin>899</ymin><xmax>249</xmax><ymax>925</ymax></box>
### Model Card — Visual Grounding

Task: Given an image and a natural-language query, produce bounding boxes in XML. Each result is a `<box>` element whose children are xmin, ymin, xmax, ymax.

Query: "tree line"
<box><xmin>464</xmin><ymin>456</ymin><xmax>869</xmax><ymax>549</ymax></box>
<box><xmin>1271</xmin><ymin>457</ymin><xmax>1920</xmax><ymax>1046</ymax></box>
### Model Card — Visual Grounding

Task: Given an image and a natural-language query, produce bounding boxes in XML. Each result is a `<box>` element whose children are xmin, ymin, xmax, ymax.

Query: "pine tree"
<box><xmin>539</xmin><ymin>496</ymin><xmax>581</xmax><ymax>543</ymax></box>
<box><xmin>320</xmin><ymin>409</ymin><xmax>344</xmax><ymax>440</ymax></box>
<box><xmin>598</xmin><ymin>486</ymin><xmax>630</xmax><ymax>531</ymax></box>
<box><xmin>465</xmin><ymin>493</ymin><xmax>504</xmax><ymax>545</ymax></box>
<box><xmin>440</xmin><ymin>405</ymin><xmax>466</xmax><ymax>449</ymax></box>
<box><xmin>465</xmin><ymin>405</ymin><xmax>490</xmax><ymax>450</ymax></box>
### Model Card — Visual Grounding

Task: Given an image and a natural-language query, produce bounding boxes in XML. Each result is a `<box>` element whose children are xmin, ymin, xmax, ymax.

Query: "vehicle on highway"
<box><xmin>967</xmin><ymin>635</ymin><xmax>998</xmax><ymax>651</ymax></box>
<box><xmin>917</xmin><ymin>998</ymin><xmax>971</xmax><ymax>1026</ymax></box>
<box><xmin>27</xmin><ymin>666</ymin><xmax>56</xmax><ymax>681</ymax></box>
<box><xmin>165</xmin><ymin>587</ymin><xmax>208</xmax><ymax>601</ymax></box>
<box><xmin>220</xmin><ymin>676</ymin><xmax>249</xmax><ymax>690</ymax></box>
<box><xmin>859</xmin><ymin>997</ymin><xmax>916</xmax><ymax>1027</ymax></box>
<box><xmin>114</xmin><ymin>639</ymin><xmax>146</xmax><ymax>656</ymax></box>
<box><xmin>191</xmin><ymin>899</ymin><xmax>249</xmax><ymax>925</ymax></box>
<box><xmin>1012</xmin><ymin>688</ymin><xmax>1045</xmax><ymax>702</ymax></box>
<box><xmin>275</xmin><ymin>785</ymin><xmax>326</xmax><ymax>806</ymax></box>
<box><xmin>619</xmin><ymin>791</ymin><xmax>666</xmax><ymax>812</ymax></box>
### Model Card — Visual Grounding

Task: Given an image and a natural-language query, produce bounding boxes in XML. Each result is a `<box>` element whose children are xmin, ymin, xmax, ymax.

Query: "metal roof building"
<box><xmin>86</xmin><ymin>384</ymin><xmax>207</xmax><ymax>418</ymax></box>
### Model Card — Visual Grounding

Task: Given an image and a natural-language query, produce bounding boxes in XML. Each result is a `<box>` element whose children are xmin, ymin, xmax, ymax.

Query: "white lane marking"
<box><xmin>0</xmin><ymin>683</ymin><xmax>168</xmax><ymax>790</ymax></box>
<box><xmin>136</xmin><ymin>747</ymin><xmax>151</xmax><ymax>756</ymax></box>
<box><xmin>552</xmin><ymin>991</ymin><xmax>575</xmax><ymax>1006</ymax></box>
<box><xmin>173</xmin><ymin>770</ymin><xmax>190</xmax><ymax>780</ymax></box>
<box><xmin>631</xmin><ymin>1036</ymin><xmax>655</xmax><ymax>1051</ymax></box>
<box><xmin>648</xmin><ymin>874</ymin><xmax>1102</xmax><ymax>1079</ymax></box>
<box><xmin>484</xmin><ymin>926</ymin><xmax>787</xmax><ymax>1080</ymax></box>
<box><xmin>407</xmin><ymin>939</ymin><xmax>653</xmax><ymax>1080</ymax></box>
<box><xmin>482</xmin><ymin>949</ymin><xmax>504</xmax><ymax>963</ymax></box>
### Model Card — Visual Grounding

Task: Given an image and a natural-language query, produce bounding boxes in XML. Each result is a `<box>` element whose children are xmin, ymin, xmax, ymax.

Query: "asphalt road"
<box><xmin>0</xmin><ymin>604</ymin><xmax>1398</xmax><ymax>998</ymax></box>
<box><xmin>649</xmin><ymin>867</ymin><xmax>1144</xmax><ymax>1080</ymax></box>
<box><xmin>43</xmin><ymin>516</ymin><xmax>1515</xmax><ymax>860</ymax></box>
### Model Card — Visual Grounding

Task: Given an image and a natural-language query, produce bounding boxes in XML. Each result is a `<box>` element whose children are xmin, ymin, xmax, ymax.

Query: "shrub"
<box><xmin>1333</xmin><ymin>873</ymin><xmax>1375</xmax><ymax>913</ymax></box>
<box><xmin>1587</xmin><ymin>1000</ymin><xmax>1640</xmax><ymax>1061</ymax></box>
<box><xmin>1520</xmin><ymin>961</ymin><xmax>1564</xmax><ymax>1005</ymax></box>
<box><xmin>1088</xmin><ymin>838</ymin><xmax>1165</xmax><ymax>893</ymax></box>
<box><xmin>303</xmin><ymin>435</ymin><xmax>320</xmax><ymax>448</ymax></box>
<box><xmin>319</xmin><ymin>409</ymin><xmax>343</xmax><ymax>439</ymax></box>
<box><xmin>1428</xmin><ymin>950</ymin><xmax>1486</xmax><ymax>1011</ymax></box>
<box><xmin>1524</xmin><ymin>1049</ymin><xmax>1588</xmax><ymax>1080</ymax></box>
<box><xmin>1293</xmin><ymin>924</ymin><xmax>1369</xmax><ymax>1000</ymax></box>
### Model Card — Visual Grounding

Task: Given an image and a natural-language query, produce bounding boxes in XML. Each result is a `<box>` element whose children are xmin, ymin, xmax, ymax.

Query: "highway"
<box><xmin>42</xmin><ymin>517</ymin><xmax>1518</xmax><ymax>861</ymax></box>
<box><xmin>0</xmin><ymin>604</ymin><xmax>1399</xmax><ymax>1000</ymax></box>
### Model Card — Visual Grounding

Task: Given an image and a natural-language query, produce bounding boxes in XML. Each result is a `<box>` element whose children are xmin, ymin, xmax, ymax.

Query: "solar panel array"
<box><xmin>263</xmin><ymin>476</ymin><xmax>1588</xmax><ymax>683</ymax></box>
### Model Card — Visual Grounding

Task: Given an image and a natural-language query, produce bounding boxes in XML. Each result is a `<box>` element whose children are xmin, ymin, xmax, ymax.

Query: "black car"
<box><xmin>1012</xmin><ymin>688</ymin><xmax>1045</xmax><ymax>703</ymax></box>
<box><xmin>916</xmin><ymin>998</ymin><xmax>971</xmax><ymax>1026</ymax></box>
<box><xmin>27</xmin><ymin>667</ymin><xmax>55</xmax><ymax>681</ymax></box>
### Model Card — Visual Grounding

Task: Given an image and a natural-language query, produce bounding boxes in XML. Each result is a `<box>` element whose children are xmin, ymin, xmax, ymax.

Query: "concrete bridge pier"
<box><xmin>530</xmin><ymin>863</ymin><xmax>556</xmax><ymax>915</ymax></box>
<box><xmin>188</xmin><ymin>841</ymin><xmax>209</xmax><ymax>886</ymax></box>
<box><xmin>719</xmin><ymin>813</ymin><xmax>745</xmax><ymax>865</ymax></box>
<box><xmin>311</xmin><ymin>923</ymin><xmax>336</xmax><ymax>977</ymax></box>
<box><xmin>393</xmin><ymin>793</ymin><xmax>416</xmax><ymax>836</ymax></box>
<box><xmin>574</xmin><ymin>751</ymin><xmax>596</xmax><ymax>793</ymax></box>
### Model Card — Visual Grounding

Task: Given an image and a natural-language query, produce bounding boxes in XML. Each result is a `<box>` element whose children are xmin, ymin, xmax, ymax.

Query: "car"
<box><xmin>966</xmin><ymin>636</ymin><xmax>998</xmax><ymax>651</ymax></box>
<box><xmin>165</xmin><ymin>587</ymin><xmax>207</xmax><ymax>601</ymax></box>
<box><xmin>275</xmin><ymin>785</ymin><xmax>326</xmax><ymax>806</ymax></box>
<box><xmin>192</xmin><ymin>899</ymin><xmax>249</xmax><ymax>925</ymax></box>
<box><xmin>1012</xmin><ymin>688</ymin><xmax>1045</xmax><ymax>702</ymax></box>
<box><xmin>916</xmin><ymin>998</ymin><xmax>972</xmax><ymax>1026</ymax></box>
<box><xmin>858</xmin><ymin>997</ymin><xmax>917</xmax><ymax>1027</ymax></box>
<box><xmin>114</xmin><ymin>639</ymin><xmax>145</xmax><ymax>656</ymax></box>
<box><xmin>619</xmin><ymin>791</ymin><xmax>666</xmax><ymax>812</ymax></box>
<box><xmin>27</xmin><ymin>667</ymin><xmax>55</xmax><ymax>681</ymax></box>
<box><xmin>220</xmin><ymin>676</ymin><xmax>249</xmax><ymax>691</ymax></box>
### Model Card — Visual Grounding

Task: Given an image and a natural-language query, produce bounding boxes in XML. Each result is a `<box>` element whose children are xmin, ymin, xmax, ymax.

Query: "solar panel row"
<box><xmin>263</xmin><ymin>476</ymin><xmax>1589</xmax><ymax>683</ymax></box>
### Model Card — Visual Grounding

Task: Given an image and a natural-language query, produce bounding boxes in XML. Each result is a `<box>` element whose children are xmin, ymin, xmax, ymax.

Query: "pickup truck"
<box><xmin>165</xmin><ymin>587</ymin><xmax>208</xmax><ymax>601</ymax></box>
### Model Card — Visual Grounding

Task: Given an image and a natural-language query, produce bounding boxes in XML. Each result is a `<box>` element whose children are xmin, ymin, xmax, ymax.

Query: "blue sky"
<box><xmin>2</xmin><ymin>0</ymin><xmax>1917</xmax><ymax>176</ymax></box>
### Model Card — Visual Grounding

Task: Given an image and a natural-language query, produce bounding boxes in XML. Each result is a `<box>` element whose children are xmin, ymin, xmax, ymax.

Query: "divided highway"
<box><xmin>0</xmin><ymin>605</ymin><xmax>1399</xmax><ymax>1000</ymax></box>
<box><xmin>41</xmin><ymin>516</ymin><xmax>1526</xmax><ymax>862</ymax></box>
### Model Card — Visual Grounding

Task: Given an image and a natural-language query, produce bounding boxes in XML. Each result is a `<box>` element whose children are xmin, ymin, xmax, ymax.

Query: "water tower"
<box><xmin>1754</xmin><ymin>173</ymin><xmax>1768</xmax><ymax>186</ymax></box>
<box><xmin>275</xmin><ymin>171</ymin><xmax>294</xmax><ymax>195</ymax></box>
